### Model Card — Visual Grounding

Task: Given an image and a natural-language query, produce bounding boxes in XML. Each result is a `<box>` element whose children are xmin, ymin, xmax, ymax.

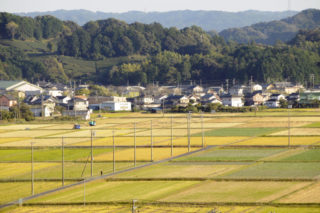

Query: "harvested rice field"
<box><xmin>1</xmin><ymin>111</ymin><xmax>320</xmax><ymax>212</ymax></box>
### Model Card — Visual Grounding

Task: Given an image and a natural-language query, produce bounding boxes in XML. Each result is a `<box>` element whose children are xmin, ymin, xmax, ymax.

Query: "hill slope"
<box><xmin>220</xmin><ymin>9</ymin><xmax>320</xmax><ymax>45</ymax></box>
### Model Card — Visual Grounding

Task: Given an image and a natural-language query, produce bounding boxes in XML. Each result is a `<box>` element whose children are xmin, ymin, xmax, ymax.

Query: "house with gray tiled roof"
<box><xmin>0</xmin><ymin>80</ymin><xmax>43</xmax><ymax>97</ymax></box>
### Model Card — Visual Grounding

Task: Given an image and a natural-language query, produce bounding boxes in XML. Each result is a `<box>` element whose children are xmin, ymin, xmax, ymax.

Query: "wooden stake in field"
<box><xmin>150</xmin><ymin>120</ymin><xmax>153</xmax><ymax>162</ymax></box>
<box><xmin>134</xmin><ymin>122</ymin><xmax>136</xmax><ymax>167</ymax></box>
<box><xmin>31</xmin><ymin>142</ymin><xmax>34</xmax><ymax>196</ymax></box>
<box><xmin>62</xmin><ymin>137</ymin><xmax>64</xmax><ymax>186</ymax></box>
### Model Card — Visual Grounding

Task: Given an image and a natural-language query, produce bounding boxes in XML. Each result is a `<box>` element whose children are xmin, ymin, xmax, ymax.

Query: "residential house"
<box><xmin>121</xmin><ymin>86</ymin><xmax>145</xmax><ymax>97</ymax></box>
<box><xmin>0</xmin><ymin>94</ymin><xmax>17</xmax><ymax>110</ymax></box>
<box><xmin>265</xmin><ymin>94</ymin><xmax>286</xmax><ymax>108</ymax></box>
<box><xmin>158</xmin><ymin>86</ymin><xmax>181</xmax><ymax>95</ymax></box>
<box><xmin>221</xmin><ymin>94</ymin><xmax>244</xmax><ymax>107</ymax></box>
<box><xmin>299</xmin><ymin>92</ymin><xmax>320</xmax><ymax>105</ymax></box>
<box><xmin>229</xmin><ymin>85</ymin><xmax>246</xmax><ymax>96</ymax></box>
<box><xmin>153</xmin><ymin>95</ymin><xmax>168</xmax><ymax>105</ymax></box>
<box><xmin>207</xmin><ymin>87</ymin><xmax>224</xmax><ymax>95</ymax></box>
<box><xmin>88</xmin><ymin>96</ymin><xmax>111</xmax><ymax>110</ymax></box>
<box><xmin>273</xmin><ymin>82</ymin><xmax>304</xmax><ymax>94</ymax></box>
<box><xmin>200</xmin><ymin>94</ymin><xmax>222</xmax><ymax>105</ymax></box>
<box><xmin>101</xmin><ymin>96</ymin><xmax>131</xmax><ymax>111</ymax></box>
<box><xmin>244</xmin><ymin>92</ymin><xmax>265</xmax><ymax>106</ymax></box>
<box><xmin>0</xmin><ymin>80</ymin><xmax>43</xmax><ymax>97</ymax></box>
<box><xmin>164</xmin><ymin>95</ymin><xmax>189</xmax><ymax>108</ymax></box>
<box><xmin>63</xmin><ymin>96</ymin><xmax>91</xmax><ymax>120</ymax></box>
<box><xmin>46</xmin><ymin>88</ymin><xmax>64</xmax><ymax>97</ymax></box>
<box><xmin>188</xmin><ymin>94</ymin><xmax>200</xmax><ymax>104</ymax></box>
<box><xmin>56</xmin><ymin>96</ymin><xmax>72</xmax><ymax>105</ymax></box>
<box><xmin>24</xmin><ymin>95</ymin><xmax>56</xmax><ymax>117</ymax></box>
<box><xmin>286</xmin><ymin>93</ymin><xmax>300</xmax><ymax>104</ymax></box>
<box><xmin>180</xmin><ymin>85</ymin><xmax>204</xmax><ymax>96</ymax></box>
<box><xmin>134</xmin><ymin>95</ymin><xmax>156</xmax><ymax>110</ymax></box>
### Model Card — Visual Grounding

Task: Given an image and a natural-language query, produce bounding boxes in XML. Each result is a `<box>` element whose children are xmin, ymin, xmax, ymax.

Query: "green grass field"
<box><xmin>280</xmin><ymin>149</ymin><xmax>320</xmax><ymax>161</ymax></box>
<box><xmin>174</xmin><ymin>148</ymin><xmax>285</xmax><ymax>161</ymax></box>
<box><xmin>223</xmin><ymin>162</ymin><xmax>320</xmax><ymax>179</ymax></box>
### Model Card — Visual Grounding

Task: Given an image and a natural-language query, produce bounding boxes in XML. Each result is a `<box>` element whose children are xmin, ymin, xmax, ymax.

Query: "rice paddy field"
<box><xmin>1</xmin><ymin>111</ymin><xmax>320</xmax><ymax>212</ymax></box>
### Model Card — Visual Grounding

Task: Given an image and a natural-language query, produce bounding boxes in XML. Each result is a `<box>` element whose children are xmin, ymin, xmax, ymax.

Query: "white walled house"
<box><xmin>24</xmin><ymin>95</ymin><xmax>56</xmax><ymax>117</ymax></box>
<box><xmin>56</xmin><ymin>96</ymin><xmax>72</xmax><ymax>105</ymax></box>
<box><xmin>100</xmin><ymin>96</ymin><xmax>131</xmax><ymax>111</ymax></box>
<box><xmin>221</xmin><ymin>94</ymin><xmax>244</xmax><ymax>107</ymax></box>
<box><xmin>47</xmin><ymin>89</ymin><xmax>63</xmax><ymax>97</ymax></box>
<box><xmin>102</xmin><ymin>101</ymin><xmax>131</xmax><ymax>111</ymax></box>
<box><xmin>63</xmin><ymin>96</ymin><xmax>91</xmax><ymax>120</ymax></box>
<box><xmin>252</xmin><ymin>84</ymin><xmax>263</xmax><ymax>91</ymax></box>
<box><xmin>265</xmin><ymin>94</ymin><xmax>286</xmax><ymax>108</ymax></box>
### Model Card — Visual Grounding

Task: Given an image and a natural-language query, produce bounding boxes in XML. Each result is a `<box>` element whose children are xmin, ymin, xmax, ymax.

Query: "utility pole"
<box><xmin>150</xmin><ymin>120</ymin><xmax>153</xmax><ymax>162</ymax></box>
<box><xmin>0</xmin><ymin>99</ymin><xmax>2</xmax><ymax>121</ymax></box>
<box><xmin>90</xmin><ymin>130</ymin><xmax>93</xmax><ymax>177</ymax></box>
<box><xmin>113</xmin><ymin>130</ymin><xmax>115</xmax><ymax>173</ymax></box>
<box><xmin>226</xmin><ymin>79</ymin><xmax>229</xmax><ymax>94</ymax></box>
<box><xmin>187</xmin><ymin>112</ymin><xmax>191</xmax><ymax>152</ymax></box>
<box><xmin>310</xmin><ymin>74</ymin><xmax>315</xmax><ymax>90</ymax></box>
<box><xmin>201</xmin><ymin>112</ymin><xmax>204</xmax><ymax>148</ymax></box>
<box><xmin>62</xmin><ymin>137</ymin><xmax>64</xmax><ymax>186</ymax></box>
<box><xmin>31</xmin><ymin>142</ymin><xmax>34</xmax><ymax>195</ymax></box>
<box><xmin>250</xmin><ymin>75</ymin><xmax>253</xmax><ymax>93</ymax></box>
<box><xmin>162</xmin><ymin>99</ymin><xmax>165</xmax><ymax>117</ymax></box>
<box><xmin>134</xmin><ymin>122</ymin><xmax>136</xmax><ymax>167</ymax></box>
<box><xmin>132</xmin><ymin>199</ymin><xmax>137</xmax><ymax>213</ymax></box>
<box><xmin>41</xmin><ymin>94</ymin><xmax>44</xmax><ymax>119</ymax></box>
<box><xmin>171</xmin><ymin>116</ymin><xmax>173</xmax><ymax>157</ymax></box>
<box><xmin>288</xmin><ymin>104</ymin><xmax>292</xmax><ymax>147</ymax></box>
<box><xmin>83</xmin><ymin>178</ymin><xmax>86</xmax><ymax>206</ymax></box>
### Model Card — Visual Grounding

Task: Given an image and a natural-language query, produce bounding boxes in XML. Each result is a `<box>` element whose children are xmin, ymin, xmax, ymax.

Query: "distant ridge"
<box><xmin>220</xmin><ymin>9</ymin><xmax>320</xmax><ymax>45</ymax></box>
<box><xmin>16</xmin><ymin>9</ymin><xmax>298</xmax><ymax>32</ymax></box>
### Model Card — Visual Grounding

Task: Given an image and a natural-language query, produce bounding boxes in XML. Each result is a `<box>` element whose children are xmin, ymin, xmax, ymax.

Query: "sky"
<box><xmin>1</xmin><ymin>0</ymin><xmax>320</xmax><ymax>13</ymax></box>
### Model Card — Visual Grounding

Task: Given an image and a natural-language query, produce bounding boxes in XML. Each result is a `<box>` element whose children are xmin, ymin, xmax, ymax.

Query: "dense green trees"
<box><xmin>57</xmin><ymin>19</ymin><xmax>215</xmax><ymax>59</ymax></box>
<box><xmin>0</xmin><ymin>12</ymin><xmax>319</xmax><ymax>86</ymax></box>
<box><xmin>0</xmin><ymin>12</ymin><xmax>76</xmax><ymax>40</ymax></box>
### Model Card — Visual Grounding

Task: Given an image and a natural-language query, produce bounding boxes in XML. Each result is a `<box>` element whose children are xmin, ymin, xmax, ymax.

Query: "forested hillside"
<box><xmin>220</xmin><ymin>9</ymin><xmax>320</xmax><ymax>45</ymax></box>
<box><xmin>0</xmin><ymin>11</ymin><xmax>319</xmax><ymax>86</ymax></box>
